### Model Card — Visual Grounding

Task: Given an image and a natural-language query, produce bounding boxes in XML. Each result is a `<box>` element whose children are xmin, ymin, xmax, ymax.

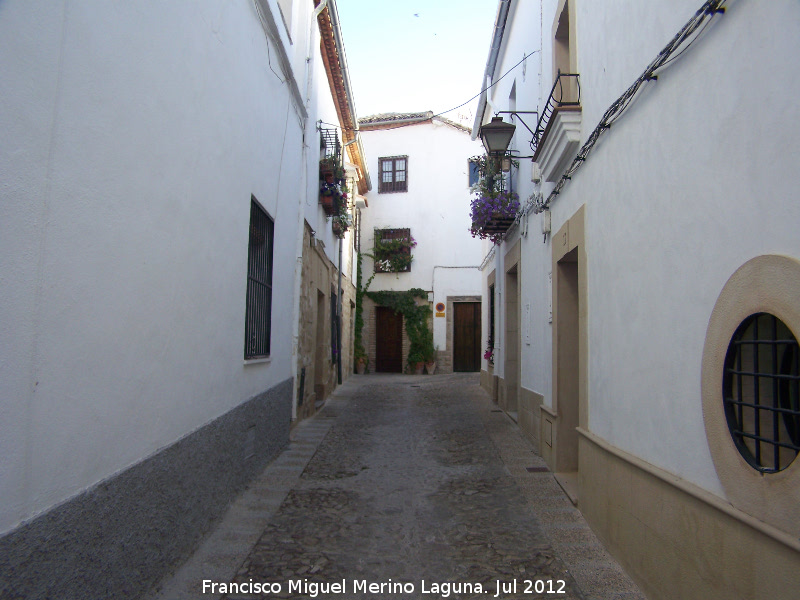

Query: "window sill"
<box><xmin>244</xmin><ymin>356</ymin><xmax>272</xmax><ymax>366</ymax></box>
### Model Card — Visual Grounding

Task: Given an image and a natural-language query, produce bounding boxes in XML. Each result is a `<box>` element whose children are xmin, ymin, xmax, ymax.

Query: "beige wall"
<box><xmin>579</xmin><ymin>429</ymin><xmax>800</xmax><ymax>600</ymax></box>
<box><xmin>296</xmin><ymin>224</ymin><xmax>355</xmax><ymax>421</ymax></box>
<box><xmin>519</xmin><ymin>387</ymin><xmax>543</xmax><ymax>448</ymax></box>
<box><xmin>543</xmin><ymin>205</ymin><xmax>587</xmax><ymax>474</ymax></box>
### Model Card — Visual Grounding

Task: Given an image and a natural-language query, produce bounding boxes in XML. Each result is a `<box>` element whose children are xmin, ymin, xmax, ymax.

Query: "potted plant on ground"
<box><xmin>424</xmin><ymin>340</ymin><xmax>437</xmax><ymax>375</ymax></box>
<box><xmin>408</xmin><ymin>350</ymin><xmax>426</xmax><ymax>375</ymax></box>
<box><xmin>355</xmin><ymin>352</ymin><xmax>368</xmax><ymax>374</ymax></box>
<box><xmin>484</xmin><ymin>344</ymin><xmax>494</xmax><ymax>366</ymax></box>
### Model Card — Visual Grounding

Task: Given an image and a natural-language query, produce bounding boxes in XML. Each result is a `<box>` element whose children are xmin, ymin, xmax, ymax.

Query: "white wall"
<box><xmin>0</xmin><ymin>0</ymin><xmax>308</xmax><ymax>535</ymax></box>
<box><xmin>359</xmin><ymin>119</ymin><xmax>484</xmax><ymax>348</ymax></box>
<box><xmin>575</xmin><ymin>0</ymin><xmax>800</xmax><ymax>492</ymax></box>
<box><xmin>479</xmin><ymin>0</ymin><xmax>800</xmax><ymax>497</ymax></box>
<box><xmin>478</xmin><ymin>0</ymin><xmax>552</xmax><ymax>400</ymax></box>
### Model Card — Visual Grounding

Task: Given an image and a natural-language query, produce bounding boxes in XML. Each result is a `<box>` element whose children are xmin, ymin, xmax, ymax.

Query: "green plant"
<box><xmin>422</xmin><ymin>338</ymin><xmax>436</xmax><ymax>364</ymax></box>
<box><xmin>353</xmin><ymin>252</ymin><xmax>376</xmax><ymax>369</ymax></box>
<box><xmin>331</xmin><ymin>196</ymin><xmax>352</xmax><ymax>237</ymax></box>
<box><xmin>319</xmin><ymin>155</ymin><xmax>345</xmax><ymax>181</ymax></box>
<box><xmin>468</xmin><ymin>154</ymin><xmax>522</xmax><ymax>244</ymax></box>
<box><xmin>365</xmin><ymin>288</ymin><xmax>432</xmax><ymax>371</ymax></box>
<box><xmin>373</xmin><ymin>231</ymin><xmax>417</xmax><ymax>273</ymax></box>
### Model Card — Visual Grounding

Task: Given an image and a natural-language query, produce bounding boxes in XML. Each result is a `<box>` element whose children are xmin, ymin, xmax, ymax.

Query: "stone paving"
<box><xmin>148</xmin><ymin>373</ymin><xmax>646</xmax><ymax>600</ymax></box>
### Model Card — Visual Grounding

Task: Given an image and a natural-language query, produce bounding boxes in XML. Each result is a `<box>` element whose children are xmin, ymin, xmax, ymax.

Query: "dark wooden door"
<box><xmin>376</xmin><ymin>306</ymin><xmax>403</xmax><ymax>372</ymax></box>
<box><xmin>454</xmin><ymin>302</ymin><xmax>481</xmax><ymax>372</ymax></box>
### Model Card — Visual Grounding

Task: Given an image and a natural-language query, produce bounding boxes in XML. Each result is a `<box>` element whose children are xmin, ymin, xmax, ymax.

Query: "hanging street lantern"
<box><xmin>479</xmin><ymin>116</ymin><xmax>516</xmax><ymax>156</ymax></box>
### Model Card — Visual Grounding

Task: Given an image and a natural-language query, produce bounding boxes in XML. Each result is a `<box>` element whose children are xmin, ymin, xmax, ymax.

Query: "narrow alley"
<box><xmin>3</xmin><ymin>2</ymin><xmax>799</xmax><ymax>599</ymax></box>
<box><xmin>150</xmin><ymin>374</ymin><xmax>645</xmax><ymax>600</ymax></box>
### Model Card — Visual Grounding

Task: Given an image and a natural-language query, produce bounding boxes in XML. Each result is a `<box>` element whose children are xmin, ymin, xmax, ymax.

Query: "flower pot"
<box><xmin>332</xmin><ymin>221</ymin><xmax>343</xmax><ymax>236</ymax></box>
<box><xmin>425</xmin><ymin>362</ymin><xmax>436</xmax><ymax>375</ymax></box>
<box><xmin>414</xmin><ymin>362</ymin><xmax>425</xmax><ymax>375</ymax></box>
<box><xmin>320</xmin><ymin>194</ymin><xmax>336</xmax><ymax>216</ymax></box>
<box><xmin>356</xmin><ymin>359</ymin><xmax>367</xmax><ymax>375</ymax></box>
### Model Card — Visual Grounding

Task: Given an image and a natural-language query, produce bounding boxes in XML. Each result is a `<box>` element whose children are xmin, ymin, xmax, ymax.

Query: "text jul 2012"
<box><xmin>201</xmin><ymin>578</ymin><xmax>568</xmax><ymax>597</ymax></box>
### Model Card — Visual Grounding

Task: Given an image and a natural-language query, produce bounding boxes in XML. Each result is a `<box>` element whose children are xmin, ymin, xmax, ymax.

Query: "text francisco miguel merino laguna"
<box><xmin>202</xmin><ymin>578</ymin><xmax>568</xmax><ymax>597</ymax></box>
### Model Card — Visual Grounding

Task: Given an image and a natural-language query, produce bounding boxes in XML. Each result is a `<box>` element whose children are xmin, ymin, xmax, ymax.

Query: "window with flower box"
<box><xmin>378</xmin><ymin>156</ymin><xmax>408</xmax><ymax>193</ymax></box>
<box><xmin>373</xmin><ymin>228</ymin><xmax>416</xmax><ymax>273</ymax></box>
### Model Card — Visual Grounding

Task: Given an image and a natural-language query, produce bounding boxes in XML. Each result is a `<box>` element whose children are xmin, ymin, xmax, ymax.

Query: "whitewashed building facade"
<box><xmin>358</xmin><ymin>113</ymin><xmax>484</xmax><ymax>374</ymax></box>
<box><xmin>473</xmin><ymin>1</ymin><xmax>800</xmax><ymax>598</ymax></box>
<box><xmin>0</xmin><ymin>0</ymin><xmax>366</xmax><ymax>597</ymax></box>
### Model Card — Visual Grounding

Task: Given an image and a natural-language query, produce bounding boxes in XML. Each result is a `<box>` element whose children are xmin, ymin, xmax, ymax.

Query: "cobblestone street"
<box><xmin>151</xmin><ymin>374</ymin><xmax>645</xmax><ymax>600</ymax></box>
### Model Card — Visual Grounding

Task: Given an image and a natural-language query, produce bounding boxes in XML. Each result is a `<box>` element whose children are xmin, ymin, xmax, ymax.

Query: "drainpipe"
<box><xmin>471</xmin><ymin>0</ymin><xmax>511</xmax><ymax>139</ymax></box>
<box><xmin>337</xmin><ymin>235</ymin><xmax>343</xmax><ymax>384</ymax></box>
<box><xmin>335</xmin><ymin>139</ymin><xmax>358</xmax><ymax>385</ymax></box>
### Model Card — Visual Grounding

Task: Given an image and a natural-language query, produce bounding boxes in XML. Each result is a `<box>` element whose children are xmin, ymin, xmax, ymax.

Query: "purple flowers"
<box><xmin>469</xmin><ymin>190</ymin><xmax>520</xmax><ymax>244</ymax></box>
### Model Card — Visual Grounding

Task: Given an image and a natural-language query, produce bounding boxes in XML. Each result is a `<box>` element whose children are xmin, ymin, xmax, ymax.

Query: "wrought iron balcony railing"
<box><xmin>320</xmin><ymin>127</ymin><xmax>341</xmax><ymax>162</ymax></box>
<box><xmin>532</xmin><ymin>71</ymin><xmax>581</xmax><ymax>153</ymax></box>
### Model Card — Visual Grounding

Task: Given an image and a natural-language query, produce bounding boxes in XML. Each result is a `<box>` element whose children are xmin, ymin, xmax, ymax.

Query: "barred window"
<box><xmin>244</xmin><ymin>197</ymin><xmax>274</xmax><ymax>359</ymax></box>
<box><xmin>378</xmin><ymin>156</ymin><xmax>408</xmax><ymax>193</ymax></box>
<box><xmin>723</xmin><ymin>313</ymin><xmax>800</xmax><ymax>473</ymax></box>
<box><xmin>489</xmin><ymin>284</ymin><xmax>495</xmax><ymax>346</ymax></box>
<box><xmin>330</xmin><ymin>290</ymin><xmax>338</xmax><ymax>362</ymax></box>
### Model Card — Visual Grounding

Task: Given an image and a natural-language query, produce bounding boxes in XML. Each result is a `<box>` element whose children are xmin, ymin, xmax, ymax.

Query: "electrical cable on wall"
<box><xmin>527</xmin><ymin>0</ymin><xmax>728</xmax><ymax>217</ymax></box>
<box><xmin>482</xmin><ymin>0</ymin><xmax>728</xmax><ymax>248</ymax></box>
<box><xmin>252</xmin><ymin>0</ymin><xmax>287</xmax><ymax>84</ymax></box>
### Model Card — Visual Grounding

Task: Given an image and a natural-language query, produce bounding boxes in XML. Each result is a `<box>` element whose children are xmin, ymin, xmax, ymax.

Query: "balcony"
<box><xmin>532</xmin><ymin>72</ymin><xmax>582</xmax><ymax>183</ymax></box>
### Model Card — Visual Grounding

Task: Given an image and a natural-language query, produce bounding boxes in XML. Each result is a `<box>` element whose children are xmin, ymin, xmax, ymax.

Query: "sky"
<box><xmin>335</xmin><ymin>0</ymin><xmax>500</xmax><ymax>127</ymax></box>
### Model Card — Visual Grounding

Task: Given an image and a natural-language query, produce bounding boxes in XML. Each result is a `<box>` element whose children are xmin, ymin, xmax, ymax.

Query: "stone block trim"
<box><xmin>518</xmin><ymin>386</ymin><xmax>543</xmax><ymax>448</ymax></box>
<box><xmin>0</xmin><ymin>379</ymin><xmax>292</xmax><ymax>600</ymax></box>
<box><xmin>296</xmin><ymin>224</ymin><xmax>356</xmax><ymax>420</ymax></box>
<box><xmin>578</xmin><ymin>428</ymin><xmax>800</xmax><ymax>600</ymax></box>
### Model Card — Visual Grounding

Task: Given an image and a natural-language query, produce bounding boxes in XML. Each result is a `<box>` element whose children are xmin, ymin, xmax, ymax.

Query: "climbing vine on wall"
<box><xmin>353</xmin><ymin>252</ymin><xmax>374</xmax><ymax>367</ymax></box>
<box><xmin>365</xmin><ymin>288</ymin><xmax>434</xmax><ymax>368</ymax></box>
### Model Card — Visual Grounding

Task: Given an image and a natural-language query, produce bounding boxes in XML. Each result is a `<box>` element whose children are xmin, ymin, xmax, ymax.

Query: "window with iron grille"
<box><xmin>378</xmin><ymin>156</ymin><xmax>408</xmax><ymax>193</ymax></box>
<box><xmin>244</xmin><ymin>197</ymin><xmax>274</xmax><ymax>359</ymax></box>
<box><xmin>489</xmin><ymin>284</ymin><xmax>495</xmax><ymax>347</ymax></box>
<box><xmin>374</xmin><ymin>228</ymin><xmax>413</xmax><ymax>273</ymax></box>
<box><xmin>723</xmin><ymin>312</ymin><xmax>800</xmax><ymax>473</ymax></box>
<box><xmin>330</xmin><ymin>289</ymin><xmax>338</xmax><ymax>362</ymax></box>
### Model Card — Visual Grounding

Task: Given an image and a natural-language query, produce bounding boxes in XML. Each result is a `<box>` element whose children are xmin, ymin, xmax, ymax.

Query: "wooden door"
<box><xmin>376</xmin><ymin>306</ymin><xmax>403</xmax><ymax>372</ymax></box>
<box><xmin>454</xmin><ymin>302</ymin><xmax>481</xmax><ymax>372</ymax></box>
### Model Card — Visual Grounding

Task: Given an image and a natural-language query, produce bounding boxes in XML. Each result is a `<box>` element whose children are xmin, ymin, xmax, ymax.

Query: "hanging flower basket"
<box><xmin>320</xmin><ymin>193</ymin><xmax>336</xmax><ymax>216</ymax></box>
<box><xmin>469</xmin><ymin>190</ymin><xmax>520</xmax><ymax>245</ymax></box>
<box><xmin>332</xmin><ymin>220</ymin><xmax>347</xmax><ymax>237</ymax></box>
